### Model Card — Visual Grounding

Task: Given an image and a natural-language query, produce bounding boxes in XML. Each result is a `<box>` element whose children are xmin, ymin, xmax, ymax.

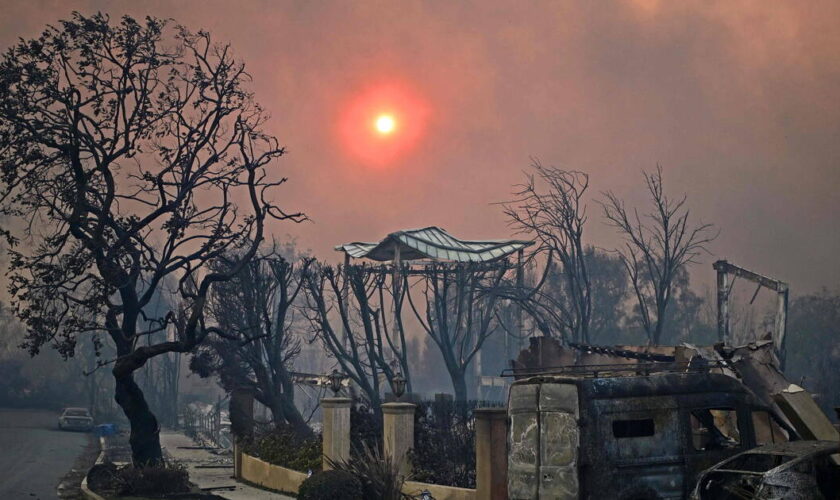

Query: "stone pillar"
<box><xmin>382</xmin><ymin>402</ymin><xmax>416</xmax><ymax>475</ymax></box>
<box><xmin>475</xmin><ymin>408</ymin><xmax>508</xmax><ymax>500</ymax></box>
<box><xmin>322</xmin><ymin>397</ymin><xmax>352</xmax><ymax>469</ymax></box>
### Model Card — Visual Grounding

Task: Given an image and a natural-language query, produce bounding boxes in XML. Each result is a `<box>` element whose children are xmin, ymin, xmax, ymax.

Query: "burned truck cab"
<box><xmin>508</xmin><ymin>371</ymin><xmax>787</xmax><ymax>499</ymax></box>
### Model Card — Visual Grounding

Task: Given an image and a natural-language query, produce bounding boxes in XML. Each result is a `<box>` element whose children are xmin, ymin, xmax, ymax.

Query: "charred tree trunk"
<box><xmin>278</xmin><ymin>377</ymin><xmax>310</xmax><ymax>436</ymax></box>
<box><xmin>439</xmin><ymin>336</ymin><xmax>470</xmax><ymax>402</ymax></box>
<box><xmin>451</xmin><ymin>370</ymin><xmax>468</xmax><ymax>403</ymax></box>
<box><xmin>114</xmin><ymin>368</ymin><xmax>164</xmax><ymax>466</ymax></box>
<box><xmin>284</xmin><ymin>404</ymin><xmax>309</xmax><ymax>436</ymax></box>
<box><xmin>268</xmin><ymin>395</ymin><xmax>310</xmax><ymax>437</ymax></box>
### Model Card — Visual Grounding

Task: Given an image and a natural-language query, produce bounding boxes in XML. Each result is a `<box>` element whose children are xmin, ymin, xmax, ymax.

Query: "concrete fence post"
<box><xmin>322</xmin><ymin>397</ymin><xmax>352</xmax><ymax>469</ymax></box>
<box><xmin>475</xmin><ymin>408</ymin><xmax>508</xmax><ymax>500</ymax></box>
<box><xmin>382</xmin><ymin>402</ymin><xmax>416</xmax><ymax>475</ymax></box>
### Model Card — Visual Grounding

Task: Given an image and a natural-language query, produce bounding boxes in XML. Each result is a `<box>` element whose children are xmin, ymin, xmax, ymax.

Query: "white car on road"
<box><xmin>58</xmin><ymin>407</ymin><xmax>94</xmax><ymax>431</ymax></box>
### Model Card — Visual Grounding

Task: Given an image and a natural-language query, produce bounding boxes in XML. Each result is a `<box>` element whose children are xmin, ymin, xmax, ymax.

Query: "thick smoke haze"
<box><xmin>2</xmin><ymin>0</ymin><xmax>839</xmax><ymax>293</ymax></box>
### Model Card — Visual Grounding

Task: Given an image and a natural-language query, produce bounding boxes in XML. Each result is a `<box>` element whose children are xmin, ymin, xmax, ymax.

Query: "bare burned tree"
<box><xmin>191</xmin><ymin>245</ymin><xmax>313</xmax><ymax>436</ymax></box>
<box><xmin>600</xmin><ymin>165</ymin><xmax>716</xmax><ymax>345</ymax></box>
<box><xmin>406</xmin><ymin>262</ymin><xmax>506</xmax><ymax>401</ymax></box>
<box><xmin>503</xmin><ymin>161</ymin><xmax>592</xmax><ymax>343</ymax></box>
<box><xmin>0</xmin><ymin>14</ymin><xmax>301</xmax><ymax>464</ymax></box>
<box><xmin>302</xmin><ymin>263</ymin><xmax>410</xmax><ymax>408</ymax></box>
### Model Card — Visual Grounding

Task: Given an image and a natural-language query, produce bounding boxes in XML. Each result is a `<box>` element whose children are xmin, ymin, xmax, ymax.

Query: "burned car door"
<box><xmin>601</xmin><ymin>407</ymin><xmax>685</xmax><ymax>499</ymax></box>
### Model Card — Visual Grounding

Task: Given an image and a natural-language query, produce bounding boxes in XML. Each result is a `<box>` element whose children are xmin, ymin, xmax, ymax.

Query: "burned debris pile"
<box><xmin>504</xmin><ymin>336</ymin><xmax>839</xmax><ymax>499</ymax></box>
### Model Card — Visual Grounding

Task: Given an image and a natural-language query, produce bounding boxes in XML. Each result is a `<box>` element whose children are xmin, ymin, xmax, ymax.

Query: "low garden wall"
<box><xmin>404</xmin><ymin>480</ymin><xmax>476</xmax><ymax>500</ymax></box>
<box><xmin>229</xmin><ymin>391</ymin><xmax>504</xmax><ymax>500</ymax></box>
<box><xmin>239</xmin><ymin>451</ymin><xmax>477</xmax><ymax>500</ymax></box>
<box><xmin>240</xmin><ymin>452</ymin><xmax>308</xmax><ymax>495</ymax></box>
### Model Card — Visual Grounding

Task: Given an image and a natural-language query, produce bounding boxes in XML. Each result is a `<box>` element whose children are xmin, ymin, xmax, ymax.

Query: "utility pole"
<box><xmin>716</xmin><ymin>267</ymin><xmax>729</xmax><ymax>343</ymax></box>
<box><xmin>516</xmin><ymin>249</ymin><xmax>525</xmax><ymax>352</ymax></box>
<box><xmin>342</xmin><ymin>252</ymin><xmax>350</xmax><ymax>348</ymax></box>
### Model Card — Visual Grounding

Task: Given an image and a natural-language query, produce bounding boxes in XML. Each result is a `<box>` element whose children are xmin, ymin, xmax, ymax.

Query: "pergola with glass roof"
<box><xmin>335</xmin><ymin>226</ymin><xmax>533</xmax><ymax>266</ymax></box>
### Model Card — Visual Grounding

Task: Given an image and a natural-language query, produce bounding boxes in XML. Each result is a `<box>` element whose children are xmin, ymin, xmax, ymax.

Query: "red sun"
<box><xmin>337</xmin><ymin>81</ymin><xmax>430</xmax><ymax>167</ymax></box>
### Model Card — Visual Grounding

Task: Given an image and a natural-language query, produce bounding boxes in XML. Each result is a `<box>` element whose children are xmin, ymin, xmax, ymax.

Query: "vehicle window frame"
<box><xmin>687</xmin><ymin>406</ymin><xmax>744</xmax><ymax>453</ymax></box>
<box><xmin>612</xmin><ymin>418</ymin><xmax>656</xmax><ymax>439</ymax></box>
<box><xmin>602</xmin><ymin>409</ymin><xmax>682</xmax><ymax>461</ymax></box>
<box><xmin>64</xmin><ymin>409</ymin><xmax>91</xmax><ymax>417</ymax></box>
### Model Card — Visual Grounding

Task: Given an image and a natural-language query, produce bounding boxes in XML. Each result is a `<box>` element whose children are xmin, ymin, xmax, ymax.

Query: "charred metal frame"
<box><xmin>692</xmin><ymin>441</ymin><xmax>840</xmax><ymax>499</ymax></box>
<box><xmin>713</xmin><ymin>260</ymin><xmax>789</xmax><ymax>368</ymax></box>
<box><xmin>501</xmin><ymin>361</ymin><xmax>726</xmax><ymax>379</ymax></box>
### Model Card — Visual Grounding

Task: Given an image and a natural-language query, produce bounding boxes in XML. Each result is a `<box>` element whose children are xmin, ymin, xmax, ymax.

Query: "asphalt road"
<box><xmin>0</xmin><ymin>408</ymin><xmax>90</xmax><ymax>500</ymax></box>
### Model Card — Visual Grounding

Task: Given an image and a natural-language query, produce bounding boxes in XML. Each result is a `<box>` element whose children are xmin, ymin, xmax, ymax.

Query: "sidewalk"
<box><xmin>160</xmin><ymin>431</ymin><xmax>294</xmax><ymax>500</ymax></box>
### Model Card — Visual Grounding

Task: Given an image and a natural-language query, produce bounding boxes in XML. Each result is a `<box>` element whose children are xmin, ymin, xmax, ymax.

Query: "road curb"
<box><xmin>80</xmin><ymin>437</ymin><xmax>107</xmax><ymax>500</ymax></box>
<box><xmin>80</xmin><ymin>475</ymin><xmax>106</xmax><ymax>500</ymax></box>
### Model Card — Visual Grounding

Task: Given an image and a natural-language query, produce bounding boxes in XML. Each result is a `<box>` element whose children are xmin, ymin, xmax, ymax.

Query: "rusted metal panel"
<box><xmin>774</xmin><ymin>385</ymin><xmax>840</xmax><ymax>442</ymax></box>
<box><xmin>539</xmin><ymin>412</ymin><xmax>578</xmax><ymax>499</ymax></box>
<box><xmin>774</xmin><ymin>385</ymin><xmax>840</xmax><ymax>467</ymax></box>
<box><xmin>509</xmin><ymin>382</ymin><xmax>582</xmax><ymax>500</ymax></box>
<box><xmin>508</xmin><ymin>384</ymin><xmax>539</xmax><ymax>500</ymax></box>
<box><xmin>539</xmin><ymin>383</ymin><xmax>580</xmax><ymax>500</ymax></box>
<box><xmin>538</xmin><ymin>382</ymin><xmax>579</xmax><ymax>415</ymax></box>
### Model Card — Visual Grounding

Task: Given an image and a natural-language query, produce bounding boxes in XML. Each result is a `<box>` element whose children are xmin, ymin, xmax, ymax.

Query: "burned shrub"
<box><xmin>350</xmin><ymin>402</ymin><xmax>383</xmax><ymax>454</ymax></box>
<box><xmin>243</xmin><ymin>424</ymin><xmax>322</xmax><ymax>472</ymax></box>
<box><xmin>298</xmin><ymin>469</ymin><xmax>364</xmax><ymax>500</ymax></box>
<box><xmin>409</xmin><ymin>399</ymin><xmax>495</xmax><ymax>488</ymax></box>
<box><xmin>329</xmin><ymin>444</ymin><xmax>412</xmax><ymax>500</ymax></box>
<box><xmin>87</xmin><ymin>462</ymin><xmax>191</xmax><ymax>497</ymax></box>
<box><xmin>115</xmin><ymin>463</ymin><xmax>191</xmax><ymax>496</ymax></box>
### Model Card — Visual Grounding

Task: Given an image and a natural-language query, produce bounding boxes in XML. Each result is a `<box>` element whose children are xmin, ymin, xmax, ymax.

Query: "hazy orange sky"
<box><xmin>2</xmin><ymin>0</ymin><xmax>839</xmax><ymax>294</ymax></box>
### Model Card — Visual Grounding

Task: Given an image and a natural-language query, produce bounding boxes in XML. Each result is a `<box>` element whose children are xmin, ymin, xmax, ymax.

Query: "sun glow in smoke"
<box><xmin>375</xmin><ymin>114</ymin><xmax>396</xmax><ymax>134</ymax></box>
<box><xmin>337</xmin><ymin>82</ymin><xmax>430</xmax><ymax>167</ymax></box>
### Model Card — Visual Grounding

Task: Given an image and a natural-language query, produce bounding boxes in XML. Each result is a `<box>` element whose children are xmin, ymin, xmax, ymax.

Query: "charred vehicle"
<box><xmin>690</xmin><ymin>441</ymin><xmax>840</xmax><ymax>499</ymax></box>
<box><xmin>58</xmin><ymin>407</ymin><xmax>94</xmax><ymax>431</ymax></box>
<box><xmin>507</xmin><ymin>368</ymin><xmax>794</xmax><ymax>500</ymax></box>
